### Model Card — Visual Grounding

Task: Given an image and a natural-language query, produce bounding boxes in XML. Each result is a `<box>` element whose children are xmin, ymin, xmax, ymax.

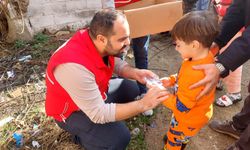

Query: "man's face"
<box><xmin>104</xmin><ymin>16</ymin><xmax>130</xmax><ymax>58</ymax></box>
<box><xmin>104</xmin><ymin>38</ymin><xmax>130</xmax><ymax>59</ymax></box>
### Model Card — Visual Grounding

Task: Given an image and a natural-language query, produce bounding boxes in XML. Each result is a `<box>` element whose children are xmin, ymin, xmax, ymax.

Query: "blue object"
<box><xmin>176</xmin><ymin>97</ymin><xmax>190</xmax><ymax>112</ymax></box>
<box><xmin>13</xmin><ymin>133</ymin><xmax>23</xmax><ymax>148</ymax></box>
<box><xmin>196</xmin><ymin>0</ymin><xmax>210</xmax><ymax>10</ymax></box>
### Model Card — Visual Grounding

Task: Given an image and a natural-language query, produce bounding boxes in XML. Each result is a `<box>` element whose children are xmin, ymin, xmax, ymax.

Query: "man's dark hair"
<box><xmin>171</xmin><ymin>11</ymin><xmax>220</xmax><ymax>48</ymax></box>
<box><xmin>89</xmin><ymin>9</ymin><xmax>126</xmax><ymax>39</ymax></box>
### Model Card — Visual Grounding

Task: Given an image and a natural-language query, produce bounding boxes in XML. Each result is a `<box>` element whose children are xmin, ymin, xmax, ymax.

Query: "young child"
<box><xmin>161</xmin><ymin>11</ymin><xmax>219</xmax><ymax>150</ymax></box>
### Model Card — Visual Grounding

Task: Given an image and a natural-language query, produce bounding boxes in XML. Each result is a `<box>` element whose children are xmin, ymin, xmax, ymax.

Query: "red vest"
<box><xmin>45</xmin><ymin>30</ymin><xmax>115</xmax><ymax>122</ymax></box>
<box><xmin>114</xmin><ymin>0</ymin><xmax>140</xmax><ymax>8</ymax></box>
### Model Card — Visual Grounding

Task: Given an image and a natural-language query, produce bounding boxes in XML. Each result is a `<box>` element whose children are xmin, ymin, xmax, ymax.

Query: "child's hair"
<box><xmin>171</xmin><ymin>11</ymin><xmax>220</xmax><ymax>48</ymax></box>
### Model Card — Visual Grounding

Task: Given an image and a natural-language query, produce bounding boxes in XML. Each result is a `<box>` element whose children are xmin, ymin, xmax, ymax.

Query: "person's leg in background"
<box><xmin>232</xmin><ymin>93</ymin><xmax>250</xmax><ymax>150</ymax></box>
<box><xmin>195</xmin><ymin>0</ymin><xmax>210</xmax><ymax>11</ymax></box>
<box><xmin>182</xmin><ymin>0</ymin><xmax>198</xmax><ymax>14</ymax></box>
<box><xmin>132</xmin><ymin>35</ymin><xmax>154</xmax><ymax>116</ymax></box>
<box><xmin>221</xmin><ymin>66</ymin><xmax>242</xmax><ymax>99</ymax></box>
<box><xmin>132</xmin><ymin>35</ymin><xmax>150</xmax><ymax>95</ymax></box>
<box><xmin>209</xmin><ymin>82</ymin><xmax>250</xmax><ymax>150</ymax></box>
<box><xmin>56</xmin><ymin>78</ymin><xmax>140</xmax><ymax>150</ymax></box>
<box><xmin>215</xmin><ymin>32</ymin><xmax>243</xmax><ymax>107</ymax></box>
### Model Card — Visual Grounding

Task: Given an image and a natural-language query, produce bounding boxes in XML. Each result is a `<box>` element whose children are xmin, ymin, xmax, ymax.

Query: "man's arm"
<box><xmin>55</xmin><ymin>63</ymin><xmax>169</xmax><ymax>123</ymax></box>
<box><xmin>115</xmin><ymin>58</ymin><xmax>157</xmax><ymax>84</ymax></box>
<box><xmin>217</xmin><ymin>26</ymin><xmax>250</xmax><ymax>71</ymax></box>
<box><xmin>190</xmin><ymin>0</ymin><xmax>250</xmax><ymax>99</ymax></box>
<box><xmin>54</xmin><ymin>63</ymin><xmax>116</xmax><ymax>124</ymax></box>
<box><xmin>190</xmin><ymin>26</ymin><xmax>250</xmax><ymax>99</ymax></box>
<box><xmin>215</xmin><ymin>0</ymin><xmax>245</xmax><ymax>49</ymax></box>
<box><xmin>115</xmin><ymin>86</ymin><xmax>169</xmax><ymax>121</ymax></box>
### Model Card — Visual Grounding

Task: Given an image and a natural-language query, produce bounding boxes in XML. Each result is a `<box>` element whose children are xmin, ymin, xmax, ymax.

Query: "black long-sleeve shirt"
<box><xmin>215</xmin><ymin>0</ymin><xmax>250</xmax><ymax>72</ymax></box>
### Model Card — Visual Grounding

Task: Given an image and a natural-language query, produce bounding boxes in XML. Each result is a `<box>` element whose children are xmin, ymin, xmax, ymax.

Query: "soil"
<box><xmin>1</xmin><ymin>33</ymin><xmax>249</xmax><ymax>150</ymax></box>
<box><xmin>142</xmin><ymin>34</ymin><xmax>250</xmax><ymax>150</ymax></box>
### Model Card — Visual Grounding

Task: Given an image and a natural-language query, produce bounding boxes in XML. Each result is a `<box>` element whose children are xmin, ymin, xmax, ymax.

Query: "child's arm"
<box><xmin>160</xmin><ymin>74</ymin><xmax>177</xmax><ymax>87</ymax></box>
<box><xmin>161</xmin><ymin>74</ymin><xmax>177</xmax><ymax>110</ymax></box>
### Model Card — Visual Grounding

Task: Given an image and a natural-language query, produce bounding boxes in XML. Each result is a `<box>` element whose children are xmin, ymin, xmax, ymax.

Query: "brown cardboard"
<box><xmin>117</xmin><ymin>0</ymin><xmax>183</xmax><ymax>38</ymax></box>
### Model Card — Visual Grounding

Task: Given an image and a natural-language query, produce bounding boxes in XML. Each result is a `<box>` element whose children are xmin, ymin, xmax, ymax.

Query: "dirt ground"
<box><xmin>141</xmin><ymin>34</ymin><xmax>250</xmax><ymax>150</ymax></box>
<box><xmin>1</xmin><ymin>33</ymin><xmax>249</xmax><ymax>150</ymax></box>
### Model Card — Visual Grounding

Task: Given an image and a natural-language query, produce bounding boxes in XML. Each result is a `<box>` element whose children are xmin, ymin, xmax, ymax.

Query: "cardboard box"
<box><xmin>117</xmin><ymin>0</ymin><xmax>183</xmax><ymax>38</ymax></box>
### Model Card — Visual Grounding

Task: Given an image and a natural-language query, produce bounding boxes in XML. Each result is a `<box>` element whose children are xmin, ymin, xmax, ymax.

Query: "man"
<box><xmin>190</xmin><ymin>0</ymin><xmax>250</xmax><ymax>149</ymax></box>
<box><xmin>45</xmin><ymin>9</ymin><xmax>168</xmax><ymax>150</ymax></box>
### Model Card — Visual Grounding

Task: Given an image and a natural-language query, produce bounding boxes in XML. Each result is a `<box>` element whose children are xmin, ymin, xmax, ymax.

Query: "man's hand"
<box><xmin>119</xmin><ymin>65</ymin><xmax>157</xmax><ymax>84</ymax></box>
<box><xmin>189</xmin><ymin>64</ymin><xmax>220</xmax><ymax>99</ymax></box>
<box><xmin>134</xmin><ymin>69</ymin><xmax>158</xmax><ymax>85</ymax></box>
<box><xmin>139</xmin><ymin>86</ymin><xmax>169</xmax><ymax>111</ymax></box>
<box><xmin>115</xmin><ymin>86</ymin><xmax>169</xmax><ymax>121</ymax></box>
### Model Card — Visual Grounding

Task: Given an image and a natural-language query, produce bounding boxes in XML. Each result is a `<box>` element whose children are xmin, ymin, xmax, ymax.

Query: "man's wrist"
<box><xmin>215</xmin><ymin>62</ymin><xmax>229</xmax><ymax>78</ymax></box>
<box><xmin>136</xmin><ymin>99</ymin><xmax>146</xmax><ymax>113</ymax></box>
<box><xmin>133</xmin><ymin>68</ymin><xmax>141</xmax><ymax>81</ymax></box>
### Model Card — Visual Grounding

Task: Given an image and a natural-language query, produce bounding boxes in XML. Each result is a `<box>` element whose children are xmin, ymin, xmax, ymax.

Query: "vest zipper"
<box><xmin>60</xmin><ymin>102</ymin><xmax>69</xmax><ymax>123</ymax></box>
<box><xmin>46</xmin><ymin>71</ymin><xmax>54</xmax><ymax>85</ymax></box>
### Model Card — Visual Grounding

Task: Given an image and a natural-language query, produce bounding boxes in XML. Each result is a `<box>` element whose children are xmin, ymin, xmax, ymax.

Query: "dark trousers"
<box><xmin>56</xmin><ymin>78</ymin><xmax>140</xmax><ymax>150</ymax></box>
<box><xmin>233</xmin><ymin>82</ymin><xmax>250</xmax><ymax>150</ymax></box>
<box><xmin>132</xmin><ymin>35</ymin><xmax>150</xmax><ymax>94</ymax></box>
<box><xmin>182</xmin><ymin>0</ymin><xmax>199</xmax><ymax>14</ymax></box>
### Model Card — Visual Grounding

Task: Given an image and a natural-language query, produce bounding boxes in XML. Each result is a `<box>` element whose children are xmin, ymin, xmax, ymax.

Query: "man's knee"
<box><xmin>90</xmin><ymin>122</ymin><xmax>131</xmax><ymax>150</ymax></box>
<box><xmin>122</xmin><ymin>79</ymin><xmax>140</xmax><ymax>98</ymax></box>
<box><xmin>112</xmin><ymin>126</ymin><xmax>131</xmax><ymax>149</ymax></box>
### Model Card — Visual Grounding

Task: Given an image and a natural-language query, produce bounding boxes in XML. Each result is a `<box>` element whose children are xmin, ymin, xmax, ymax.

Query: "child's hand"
<box><xmin>160</xmin><ymin>77</ymin><xmax>172</xmax><ymax>88</ymax></box>
<box><xmin>144</xmin><ymin>76</ymin><xmax>165</xmax><ymax>90</ymax></box>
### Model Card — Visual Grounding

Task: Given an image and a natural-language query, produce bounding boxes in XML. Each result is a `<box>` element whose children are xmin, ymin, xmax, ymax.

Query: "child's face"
<box><xmin>174</xmin><ymin>39</ymin><xmax>194</xmax><ymax>59</ymax></box>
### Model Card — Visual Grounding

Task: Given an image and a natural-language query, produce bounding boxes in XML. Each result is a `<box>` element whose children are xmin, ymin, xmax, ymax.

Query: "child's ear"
<box><xmin>192</xmin><ymin>40</ymin><xmax>200</xmax><ymax>49</ymax></box>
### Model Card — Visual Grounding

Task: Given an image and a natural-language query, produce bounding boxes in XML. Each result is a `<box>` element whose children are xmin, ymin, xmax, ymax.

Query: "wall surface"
<box><xmin>4</xmin><ymin>0</ymin><xmax>103</xmax><ymax>41</ymax></box>
<box><xmin>26</xmin><ymin>0</ymin><xmax>102</xmax><ymax>34</ymax></box>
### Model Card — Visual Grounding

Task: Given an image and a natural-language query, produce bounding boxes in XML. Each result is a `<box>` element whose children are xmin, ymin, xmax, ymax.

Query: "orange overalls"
<box><xmin>162</xmin><ymin>52</ymin><xmax>215</xmax><ymax>150</ymax></box>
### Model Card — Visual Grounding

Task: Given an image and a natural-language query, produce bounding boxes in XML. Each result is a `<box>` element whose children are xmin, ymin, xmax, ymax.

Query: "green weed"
<box><xmin>33</xmin><ymin>33</ymin><xmax>49</xmax><ymax>44</ymax></box>
<box><xmin>126</xmin><ymin>113</ymin><xmax>155</xmax><ymax>150</ymax></box>
<box><xmin>14</xmin><ymin>40</ymin><xmax>26</xmax><ymax>49</ymax></box>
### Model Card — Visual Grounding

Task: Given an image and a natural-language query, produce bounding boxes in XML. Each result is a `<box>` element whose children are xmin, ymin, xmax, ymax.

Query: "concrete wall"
<box><xmin>5</xmin><ymin>0</ymin><xmax>116</xmax><ymax>41</ymax></box>
<box><xmin>26</xmin><ymin>0</ymin><xmax>102</xmax><ymax>34</ymax></box>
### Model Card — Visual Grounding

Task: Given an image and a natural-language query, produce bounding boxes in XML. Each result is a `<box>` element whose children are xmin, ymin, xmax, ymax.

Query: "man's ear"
<box><xmin>96</xmin><ymin>34</ymin><xmax>108</xmax><ymax>45</ymax></box>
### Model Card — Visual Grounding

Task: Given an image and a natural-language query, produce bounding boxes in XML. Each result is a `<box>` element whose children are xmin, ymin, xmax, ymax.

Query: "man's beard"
<box><xmin>114</xmin><ymin>45</ymin><xmax>130</xmax><ymax>60</ymax></box>
<box><xmin>105</xmin><ymin>41</ymin><xmax>130</xmax><ymax>60</ymax></box>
